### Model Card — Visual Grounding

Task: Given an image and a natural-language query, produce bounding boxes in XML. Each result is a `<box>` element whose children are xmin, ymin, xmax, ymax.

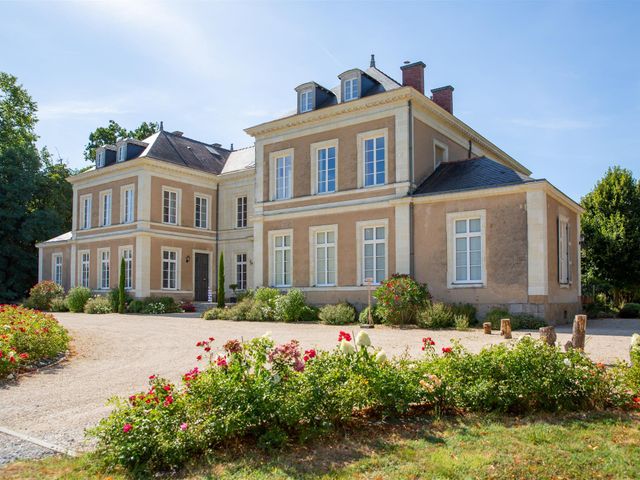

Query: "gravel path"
<box><xmin>0</xmin><ymin>313</ymin><xmax>637</xmax><ymax>465</ymax></box>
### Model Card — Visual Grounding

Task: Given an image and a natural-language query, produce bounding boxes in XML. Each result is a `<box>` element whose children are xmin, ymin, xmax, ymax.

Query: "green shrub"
<box><xmin>275</xmin><ymin>289</ymin><xmax>308</xmax><ymax>322</ymax></box>
<box><xmin>418</xmin><ymin>302</ymin><xmax>454</xmax><ymax>328</ymax></box>
<box><xmin>299</xmin><ymin>305</ymin><xmax>319</xmax><ymax>322</ymax></box>
<box><xmin>454</xmin><ymin>314</ymin><xmax>469</xmax><ymax>331</ymax></box>
<box><xmin>202</xmin><ymin>307</ymin><xmax>227</xmax><ymax>320</ymax></box>
<box><xmin>358</xmin><ymin>305</ymin><xmax>383</xmax><ymax>324</ymax></box>
<box><xmin>373</xmin><ymin>274</ymin><xmax>430</xmax><ymax>325</ymax></box>
<box><xmin>484</xmin><ymin>308</ymin><xmax>546</xmax><ymax>330</ymax></box>
<box><xmin>24</xmin><ymin>281</ymin><xmax>65</xmax><ymax>311</ymax></box>
<box><xmin>66</xmin><ymin>287</ymin><xmax>92</xmax><ymax>313</ymax></box>
<box><xmin>619</xmin><ymin>303</ymin><xmax>640</xmax><ymax>319</ymax></box>
<box><xmin>0</xmin><ymin>305</ymin><xmax>69</xmax><ymax>378</ymax></box>
<box><xmin>450</xmin><ymin>303</ymin><xmax>477</xmax><ymax>325</ymax></box>
<box><xmin>126</xmin><ymin>300</ymin><xmax>146</xmax><ymax>314</ymax></box>
<box><xmin>109</xmin><ymin>288</ymin><xmax>133</xmax><ymax>313</ymax></box>
<box><xmin>127</xmin><ymin>296</ymin><xmax>181</xmax><ymax>315</ymax></box>
<box><xmin>319</xmin><ymin>303</ymin><xmax>357</xmax><ymax>325</ymax></box>
<box><xmin>484</xmin><ymin>308</ymin><xmax>510</xmax><ymax>329</ymax></box>
<box><xmin>49</xmin><ymin>297</ymin><xmax>69</xmax><ymax>312</ymax></box>
<box><xmin>84</xmin><ymin>296</ymin><xmax>113</xmax><ymax>314</ymax></box>
<box><xmin>254</xmin><ymin>287</ymin><xmax>281</xmax><ymax>309</ymax></box>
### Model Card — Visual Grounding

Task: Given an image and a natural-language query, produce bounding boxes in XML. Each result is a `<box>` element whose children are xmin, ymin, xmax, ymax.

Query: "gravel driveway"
<box><xmin>0</xmin><ymin>313</ymin><xmax>637</xmax><ymax>465</ymax></box>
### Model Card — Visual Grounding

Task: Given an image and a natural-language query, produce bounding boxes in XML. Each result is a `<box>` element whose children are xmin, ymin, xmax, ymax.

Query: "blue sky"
<box><xmin>1</xmin><ymin>0</ymin><xmax>638</xmax><ymax>201</ymax></box>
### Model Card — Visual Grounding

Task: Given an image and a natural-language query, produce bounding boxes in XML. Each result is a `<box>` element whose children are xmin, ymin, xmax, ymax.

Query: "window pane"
<box><xmin>469</xmin><ymin>250</ymin><xmax>481</xmax><ymax>267</ymax></box>
<box><xmin>470</xmin><ymin>266</ymin><xmax>482</xmax><ymax>281</ymax></box>
<box><xmin>375</xmin><ymin>243</ymin><xmax>384</xmax><ymax>256</ymax></box>
<box><xmin>455</xmin><ymin>220</ymin><xmax>467</xmax><ymax>234</ymax></box>
<box><xmin>364</xmin><ymin>228</ymin><xmax>373</xmax><ymax>241</ymax></box>
<box><xmin>455</xmin><ymin>237</ymin><xmax>467</xmax><ymax>254</ymax></box>
<box><xmin>326</xmin><ymin>231</ymin><xmax>334</xmax><ymax>243</ymax></box>
<box><xmin>469</xmin><ymin>236</ymin><xmax>481</xmax><ymax>252</ymax></box>
<box><xmin>456</xmin><ymin>266</ymin><xmax>467</xmax><ymax>282</ymax></box>
<box><xmin>375</xmin><ymin>227</ymin><xmax>384</xmax><ymax>240</ymax></box>
<box><xmin>469</xmin><ymin>218</ymin><xmax>481</xmax><ymax>233</ymax></box>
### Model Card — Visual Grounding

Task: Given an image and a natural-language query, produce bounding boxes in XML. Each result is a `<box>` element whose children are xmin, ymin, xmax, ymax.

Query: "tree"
<box><xmin>581</xmin><ymin>166</ymin><xmax>640</xmax><ymax>304</ymax></box>
<box><xmin>118</xmin><ymin>257</ymin><xmax>126</xmax><ymax>314</ymax></box>
<box><xmin>217</xmin><ymin>252</ymin><xmax>225</xmax><ymax>308</ymax></box>
<box><xmin>84</xmin><ymin>120</ymin><xmax>160</xmax><ymax>162</ymax></box>
<box><xmin>0</xmin><ymin>72</ymin><xmax>38</xmax><ymax>150</ymax></box>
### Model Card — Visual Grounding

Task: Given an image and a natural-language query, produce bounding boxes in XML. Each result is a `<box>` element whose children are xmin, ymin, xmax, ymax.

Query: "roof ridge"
<box><xmin>163</xmin><ymin>129</ymin><xmax>230</xmax><ymax>151</ymax></box>
<box><xmin>367</xmin><ymin>66</ymin><xmax>402</xmax><ymax>86</ymax></box>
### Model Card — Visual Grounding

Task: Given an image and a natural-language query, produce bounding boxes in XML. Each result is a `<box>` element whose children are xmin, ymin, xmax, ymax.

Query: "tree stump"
<box><xmin>500</xmin><ymin>319</ymin><xmax>512</xmax><ymax>339</ymax></box>
<box><xmin>539</xmin><ymin>326</ymin><xmax>557</xmax><ymax>346</ymax></box>
<box><xmin>572</xmin><ymin>315</ymin><xmax>587</xmax><ymax>351</ymax></box>
<box><xmin>483</xmin><ymin>322</ymin><xmax>492</xmax><ymax>334</ymax></box>
<box><xmin>564</xmin><ymin>340</ymin><xmax>574</xmax><ymax>352</ymax></box>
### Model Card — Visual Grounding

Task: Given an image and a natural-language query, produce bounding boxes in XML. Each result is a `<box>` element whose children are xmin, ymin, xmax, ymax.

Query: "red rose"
<box><xmin>442</xmin><ymin>347</ymin><xmax>452</xmax><ymax>354</ymax></box>
<box><xmin>123</xmin><ymin>423</ymin><xmax>133</xmax><ymax>433</ymax></box>
<box><xmin>163</xmin><ymin>385</ymin><xmax>171</xmax><ymax>392</ymax></box>
<box><xmin>196</xmin><ymin>355</ymin><xmax>202</xmax><ymax>361</ymax></box>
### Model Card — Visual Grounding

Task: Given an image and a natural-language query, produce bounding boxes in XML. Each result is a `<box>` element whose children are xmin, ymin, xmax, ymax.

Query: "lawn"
<box><xmin>3</xmin><ymin>412</ymin><xmax>639</xmax><ymax>479</ymax></box>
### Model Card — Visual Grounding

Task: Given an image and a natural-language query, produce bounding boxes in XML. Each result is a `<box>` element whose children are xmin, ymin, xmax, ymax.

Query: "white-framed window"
<box><xmin>120</xmin><ymin>247</ymin><xmax>133</xmax><ymax>290</ymax></box>
<box><xmin>80</xmin><ymin>195</ymin><xmax>92</xmax><ymax>230</ymax></box>
<box><xmin>79</xmin><ymin>251</ymin><xmax>90</xmax><ymax>288</ymax></box>
<box><xmin>236</xmin><ymin>196</ymin><xmax>247</xmax><ymax>228</ymax></box>
<box><xmin>98</xmin><ymin>249</ymin><xmax>110</xmax><ymax>290</ymax></box>
<box><xmin>357</xmin><ymin>129</ymin><xmax>388</xmax><ymax>188</ymax></box>
<box><xmin>162</xmin><ymin>188</ymin><xmax>179</xmax><ymax>225</ymax></box>
<box><xmin>96</xmin><ymin>150</ymin><xmax>105</xmax><ymax>167</ymax></box>
<box><xmin>270</xmin><ymin>230</ymin><xmax>292</xmax><ymax>287</ymax></box>
<box><xmin>236</xmin><ymin>253</ymin><xmax>247</xmax><ymax>291</ymax></box>
<box><xmin>117</xmin><ymin>144</ymin><xmax>127</xmax><ymax>162</ymax></box>
<box><xmin>100</xmin><ymin>191</ymin><xmax>112</xmax><ymax>227</ymax></box>
<box><xmin>300</xmin><ymin>88</ymin><xmax>313</xmax><ymax>113</ymax></box>
<box><xmin>194</xmin><ymin>194</ymin><xmax>209</xmax><ymax>229</ymax></box>
<box><xmin>275</xmin><ymin>154</ymin><xmax>292</xmax><ymax>200</ymax></box>
<box><xmin>162</xmin><ymin>249</ymin><xmax>178</xmax><ymax>290</ymax></box>
<box><xmin>446</xmin><ymin>210</ymin><xmax>486</xmax><ymax>287</ymax></box>
<box><xmin>313</xmin><ymin>229</ymin><xmax>336</xmax><ymax>286</ymax></box>
<box><xmin>317</xmin><ymin>146</ymin><xmax>336</xmax><ymax>194</ymax></box>
<box><xmin>363</xmin><ymin>226</ymin><xmax>386</xmax><ymax>284</ymax></box>
<box><xmin>343</xmin><ymin>77</ymin><xmax>359</xmax><ymax>101</ymax></box>
<box><xmin>122</xmin><ymin>186</ymin><xmax>135</xmax><ymax>224</ymax></box>
<box><xmin>434</xmin><ymin>140</ymin><xmax>448</xmax><ymax>169</ymax></box>
<box><xmin>52</xmin><ymin>254</ymin><xmax>63</xmax><ymax>285</ymax></box>
<box><xmin>558</xmin><ymin>216</ymin><xmax>571</xmax><ymax>285</ymax></box>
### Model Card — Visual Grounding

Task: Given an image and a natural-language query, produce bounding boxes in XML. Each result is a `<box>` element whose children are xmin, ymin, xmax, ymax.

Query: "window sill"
<box><xmin>448</xmin><ymin>282</ymin><xmax>485</xmax><ymax>289</ymax></box>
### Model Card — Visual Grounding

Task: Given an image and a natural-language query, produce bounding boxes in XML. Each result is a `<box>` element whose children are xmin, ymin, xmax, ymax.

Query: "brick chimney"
<box><xmin>400</xmin><ymin>61</ymin><xmax>426</xmax><ymax>95</ymax></box>
<box><xmin>430</xmin><ymin>86</ymin><xmax>454</xmax><ymax>114</ymax></box>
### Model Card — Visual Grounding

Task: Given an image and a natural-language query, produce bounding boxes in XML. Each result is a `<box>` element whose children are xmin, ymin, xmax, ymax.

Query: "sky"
<box><xmin>1</xmin><ymin>0</ymin><xmax>639</xmax><ymax>201</ymax></box>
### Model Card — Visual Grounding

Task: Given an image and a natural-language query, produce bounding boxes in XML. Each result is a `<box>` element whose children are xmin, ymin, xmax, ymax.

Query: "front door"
<box><xmin>194</xmin><ymin>253</ymin><xmax>209</xmax><ymax>301</ymax></box>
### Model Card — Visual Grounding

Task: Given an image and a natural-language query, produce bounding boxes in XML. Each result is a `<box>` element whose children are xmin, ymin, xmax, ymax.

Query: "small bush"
<box><xmin>485</xmin><ymin>308</ymin><xmax>546</xmax><ymax>330</ymax></box>
<box><xmin>24</xmin><ymin>281</ymin><xmax>64</xmax><ymax>311</ymax></box>
<box><xmin>454</xmin><ymin>314</ymin><xmax>469</xmax><ymax>331</ymax></box>
<box><xmin>619</xmin><ymin>303</ymin><xmax>640</xmax><ymax>319</ymax></box>
<box><xmin>125</xmin><ymin>297</ymin><xmax>181</xmax><ymax>315</ymax></box>
<box><xmin>180</xmin><ymin>302</ymin><xmax>196</xmax><ymax>313</ymax></box>
<box><xmin>299</xmin><ymin>305</ymin><xmax>319</xmax><ymax>322</ymax></box>
<box><xmin>275</xmin><ymin>289</ymin><xmax>308</xmax><ymax>322</ymax></box>
<box><xmin>49</xmin><ymin>297</ymin><xmax>69</xmax><ymax>312</ymax></box>
<box><xmin>254</xmin><ymin>287</ymin><xmax>281</xmax><ymax>309</ymax></box>
<box><xmin>485</xmin><ymin>308</ymin><xmax>510</xmax><ymax>329</ymax></box>
<box><xmin>84</xmin><ymin>296</ymin><xmax>113</xmax><ymax>314</ymax></box>
<box><xmin>358</xmin><ymin>305</ymin><xmax>383</xmax><ymax>324</ymax></box>
<box><xmin>373</xmin><ymin>274</ymin><xmax>430</xmax><ymax>325</ymax></box>
<box><xmin>109</xmin><ymin>288</ymin><xmax>132</xmax><ymax>313</ymax></box>
<box><xmin>450</xmin><ymin>303</ymin><xmax>477</xmax><ymax>325</ymax></box>
<box><xmin>319</xmin><ymin>303</ymin><xmax>357</xmax><ymax>325</ymax></box>
<box><xmin>126</xmin><ymin>300</ymin><xmax>146</xmax><ymax>314</ymax></box>
<box><xmin>66</xmin><ymin>287</ymin><xmax>92</xmax><ymax>313</ymax></box>
<box><xmin>418</xmin><ymin>302</ymin><xmax>454</xmax><ymax>329</ymax></box>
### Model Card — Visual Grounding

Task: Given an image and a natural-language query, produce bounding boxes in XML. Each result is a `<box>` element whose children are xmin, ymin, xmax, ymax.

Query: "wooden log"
<box><xmin>564</xmin><ymin>340</ymin><xmax>574</xmax><ymax>352</ymax></box>
<box><xmin>572</xmin><ymin>314</ymin><xmax>587</xmax><ymax>351</ymax></box>
<box><xmin>483</xmin><ymin>322</ymin><xmax>492</xmax><ymax>334</ymax></box>
<box><xmin>500</xmin><ymin>318</ymin><xmax>512</xmax><ymax>339</ymax></box>
<box><xmin>539</xmin><ymin>326</ymin><xmax>557</xmax><ymax>346</ymax></box>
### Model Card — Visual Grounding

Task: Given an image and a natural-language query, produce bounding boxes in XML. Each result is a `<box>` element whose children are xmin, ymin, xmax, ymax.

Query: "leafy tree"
<box><xmin>118</xmin><ymin>257</ymin><xmax>126</xmax><ymax>314</ymax></box>
<box><xmin>581</xmin><ymin>166</ymin><xmax>640</xmax><ymax>304</ymax></box>
<box><xmin>217</xmin><ymin>252</ymin><xmax>225</xmax><ymax>308</ymax></box>
<box><xmin>84</xmin><ymin>120</ymin><xmax>160</xmax><ymax>162</ymax></box>
<box><xmin>0</xmin><ymin>72</ymin><xmax>38</xmax><ymax>150</ymax></box>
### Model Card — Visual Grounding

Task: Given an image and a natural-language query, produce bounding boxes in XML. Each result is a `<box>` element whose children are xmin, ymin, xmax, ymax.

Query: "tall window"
<box><xmin>195</xmin><ymin>195</ymin><xmax>208</xmax><ymax>229</ymax></box>
<box><xmin>100</xmin><ymin>192</ymin><xmax>112</xmax><ymax>227</ymax></box>
<box><xmin>123</xmin><ymin>187</ymin><xmax>134</xmax><ymax>224</ymax></box>
<box><xmin>236</xmin><ymin>253</ymin><xmax>247</xmax><ymax>291</ymax></box>
<box><xmin>317</xmin><ymin>146</ymin><xmax>336</xmax><ymax>194</ymax></box>
<box><xmin>300</xmin><ymin>89</ymin><xmax>313</xmax><ymax>113</ymax></box>
<box><xmin>343</xmin><ymin>77</ymin><xmax>359</xmax><ymax>101</ymax></box>
<box><xmin>97</xmin><ymin>150</ymin><xmax>105</xmax><ymax>167</ymax></box>
<box><xmin>274</xmin><ymin>234</ymin><xmax>291</xmax><ymax>287</ymax></box>
<box><xmin>275</xmin><ymin>155</ymin><xmax>292</xmax><ymax>200</ymax></box>
<box><xmin>363</xmin><ymin>226</ymin><xmax>385</xmax><ymax>284</ymax></box>
<box><xmin>163</xmin><ymin>189</ymin><xmax>178</xmax><ymax>224</ymax></box>
<box><xmin>122</xmin><ymin>248</ymin><xmax>133</xmax><ymax>290</ymax></box>
<box><xmin>454</xmin><ymin>218</ymin><xmax>482</xmax><ymax>283</ymax></box>
<box><xmin>81</xmin><ymin>196</ymin><xmax>92</xmax><ymax>229</ymax></box>
<box><xmin>53</xmin><ymin>254</ymin><xmax>63</xmax><ymax>285</ymax></box>
<box><xmin>236</xmin><ymin>196</ymin><xmax>247</xmax><ymax>228</ymax></box>
<box><xmin>118</xmin><ymin>144</ymin><xmax>127</xmax><ymax>162</ymax></box>
<box><xmin>558</xmin><ymin>218</ymin><xmax>570</xmax><ymax>284</ymax></box>
<box><xmin>80</xmin><ymin>252</ymin><xmax>90</xmax><ymax>288</ymax></box>
<box><xmin>364</xmin><ymin>136</ymin><xmax>385</xmax><ymax>186</ymax></box>
<box><xmin>162</xmin><ymin>250</ymin><xmax>178</xmax><ymax>289</ymax></box>
<box><xmin>315</xmin><ymin>230</ymin><xmax>336</xmax><ymax>286</ymax></box>
<box><xmin>99</xmin><ymin>250</ymin><xmax>110</xmax><ymax>289</ymax></box>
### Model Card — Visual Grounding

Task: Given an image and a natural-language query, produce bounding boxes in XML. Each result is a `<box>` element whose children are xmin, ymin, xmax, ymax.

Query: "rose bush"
<box><xmin>23</xmin><ymin>280</ymin><xmax>64</xmax><ymax>311</ymax></box>
<box><xmin>0</xmin><ymin>305</ymin><xmax>69</xmax><ymax>378</ymax></box>
<box><xmin>374</xmin><ymin>274</ymin><xmax>430</xmax><ymax>325</ymax></box>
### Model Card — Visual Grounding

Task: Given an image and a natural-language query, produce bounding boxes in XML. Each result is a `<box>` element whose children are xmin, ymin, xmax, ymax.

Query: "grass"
<box><xmin>2</xmin><ymin>412</ymin><xmax>639</xmax><ymax>479</ymax></box>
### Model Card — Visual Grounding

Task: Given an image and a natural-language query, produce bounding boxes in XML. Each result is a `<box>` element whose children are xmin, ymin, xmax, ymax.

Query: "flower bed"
<box><xmin>0</xmin><ymin>305</ymin><xmax>69</xmax><ymax>379</ymax></box>
<box><xmin>91</xmin><ymin>331</ymin><xmax>640</xmax><ymax>473</ymax></box>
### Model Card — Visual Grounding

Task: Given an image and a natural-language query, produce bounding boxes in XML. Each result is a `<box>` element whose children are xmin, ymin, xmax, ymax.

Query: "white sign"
<box><xmin>207</xmin><ymin>288</ymin><xmax>213</xmax><ymax>302</ymax></box>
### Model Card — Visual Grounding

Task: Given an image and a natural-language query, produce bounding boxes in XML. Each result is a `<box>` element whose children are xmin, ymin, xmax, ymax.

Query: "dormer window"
<box><xmin>117</xmin><ymin>143</ymin><xmax>127</xmax><ymax>162</ymax></box>
<box><xmin>343</xmin><ymin>77</ymin><xmax>359</xmax><ymax>101</ymax></box>
<box><xmin>96</xmin><ymin>149</ymin><xmax>105</xmax><ymax>168</ymax></box>
<box><xmin>300</xmin><ymin>89</ymin><xmax>313</xmax><ymax>113</ymax></box>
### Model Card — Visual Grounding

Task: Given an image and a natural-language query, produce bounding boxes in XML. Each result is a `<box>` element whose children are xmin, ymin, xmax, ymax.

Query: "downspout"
<box><xmin>214</xmin><ymin>184</ymin><xmax>220</xmax><ymax>302</ymax></box>
<box><xmin>408</xmin><ymin>100</ymin><xmax>415</xmax><ymax>277</ymax></box>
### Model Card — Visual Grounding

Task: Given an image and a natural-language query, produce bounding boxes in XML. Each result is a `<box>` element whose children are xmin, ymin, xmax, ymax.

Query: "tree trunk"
<box><xmin>572</xmin><ymin>315</ymin><xmax>587</xmax><ymax>351</ymax></box>
<box><xmin>500</xmin><ymin>319</ymin><xmax>512</xmax><ymax>339</ymax></box>
<box><xmin>539</xmin><ymin>326</ymin><xmax>557</xmax><ymax>346</ymax></box>
<box><xmin>483</xmin><ymin>322</ymin><xmax>492</xmax><ymax>334</ymax></box>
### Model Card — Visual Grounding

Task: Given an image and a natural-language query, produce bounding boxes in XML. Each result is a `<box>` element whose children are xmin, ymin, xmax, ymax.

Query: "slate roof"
<box><xmin>40</xmin><ymin>231</ymin><xmax>72</xmax><ymax>245</ymax></box>
<box><xmin>413</xmin><ymin>157</ymin><xmax>533</xmax><ymax>196</ymax></box>
<box><xmin>221</xmin><ymin>146</ymin><xmax>255</xmax><ymax>174</ymax></box>
<box><xmin>329</xmin><ymin>66</ymin><xmax>401</xmax><ymax>103</ymax></box>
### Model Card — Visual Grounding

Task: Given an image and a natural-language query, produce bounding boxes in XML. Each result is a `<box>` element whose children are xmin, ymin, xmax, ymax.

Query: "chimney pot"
<box><xmin>430</xmin><ymin>86</ymin><xmax>454</xmax><ymax>114</ymax></box>
<box><xmin>400</xmin><ymin>61</ymin><xmax>426</xmax><ymax>95</ymax></box>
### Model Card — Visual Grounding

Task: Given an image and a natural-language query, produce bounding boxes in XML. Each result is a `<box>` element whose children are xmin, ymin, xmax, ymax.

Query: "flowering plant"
<box><xmin>373</xmin><ymin>274</ymin><xmax>430</xmax><ymax>325</ymax></box>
